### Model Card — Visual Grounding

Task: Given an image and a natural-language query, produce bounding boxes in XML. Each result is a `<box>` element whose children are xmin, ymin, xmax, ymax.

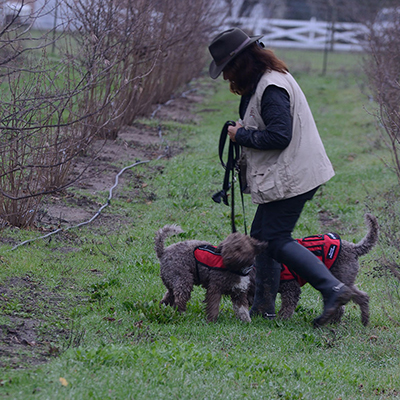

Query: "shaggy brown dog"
<box><xmin>155</xmin><ymin>225</ymin><xmax>267</xmax><ymax>322</ymax></box>
<box><xmin>254</xmin><ymin>213</ymin><xmax>378</xmax><ymax>326</ymax></box>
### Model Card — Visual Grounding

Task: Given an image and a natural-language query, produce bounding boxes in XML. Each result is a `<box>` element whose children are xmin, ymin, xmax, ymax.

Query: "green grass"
<box><xmin>1</xmin><ymin>49</ymin><xmax>400</xmax><ymax>399</ymax></box>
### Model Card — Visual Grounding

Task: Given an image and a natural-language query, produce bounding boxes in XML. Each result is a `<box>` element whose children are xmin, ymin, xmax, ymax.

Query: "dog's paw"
<box><xmin>234</xmin><ymin>305</ymin><xmax>251</xmax><ymax>322</ymax></box>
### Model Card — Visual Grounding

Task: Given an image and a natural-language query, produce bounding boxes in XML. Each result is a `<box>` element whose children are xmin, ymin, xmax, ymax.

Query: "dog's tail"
<box><xmin>350</xmin><ymin>213</ymin><xmax>379</xmax><ymax>258</ymax></box>
<box><xmin>154</xmin><ymin>224</ymin><xmax>184</xmax><ymax>259</ymax></box>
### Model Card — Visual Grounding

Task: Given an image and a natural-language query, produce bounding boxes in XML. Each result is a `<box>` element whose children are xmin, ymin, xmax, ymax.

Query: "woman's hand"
<box><xmin>227</xmin><ymin>121</ymin><xmax>243</xmax><ymax>142</ymax></box>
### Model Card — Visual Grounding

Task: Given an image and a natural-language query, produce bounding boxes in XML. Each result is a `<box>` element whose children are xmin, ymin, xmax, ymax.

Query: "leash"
<box><xmin>212</xmin><ymin>121</ymin><xmax>247</xmax><ymax>234</ymax></box>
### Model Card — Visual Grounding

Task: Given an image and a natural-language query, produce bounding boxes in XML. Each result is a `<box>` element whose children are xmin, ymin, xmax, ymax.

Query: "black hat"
<box><xmin>208</xmin><ymin>28</ymin><xmax>263</xmax><ymax>79</ymax></box>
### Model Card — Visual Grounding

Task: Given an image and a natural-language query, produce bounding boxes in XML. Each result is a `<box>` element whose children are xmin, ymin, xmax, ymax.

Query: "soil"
<box><xmin>0</xmin><ymin>86</ymin><xmax>206</xmax><ymax>369</ymax></box>
<box><xmin>0</xmin><ymin>276</ymin><xmax>78</xmax><ymax>369</ymax></box>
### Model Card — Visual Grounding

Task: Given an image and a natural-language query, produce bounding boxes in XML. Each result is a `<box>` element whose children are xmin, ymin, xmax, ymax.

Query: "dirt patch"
<box><xmin>318</xmin><ymin>210</ymin><xmax>344</xmax><ymax>231</ymax></box>
<box><xmin>0</xmin><ymin>276</ymin><xmax>81</xmax><ymax>368</ymax></box>
<box><xmin>73</xmin><ymin>93</ymin><xmax>201</xmax><ymax>194</ymax></box>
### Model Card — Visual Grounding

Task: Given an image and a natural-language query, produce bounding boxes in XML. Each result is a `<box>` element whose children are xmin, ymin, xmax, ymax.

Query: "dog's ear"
<box><xmin>250</xmin><ymin>238</ymin><xmax>268</xmax><ymax>254</ymax></box>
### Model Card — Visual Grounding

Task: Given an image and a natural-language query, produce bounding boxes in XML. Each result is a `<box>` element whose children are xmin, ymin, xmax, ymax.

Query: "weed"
<box><xmin>89</xmin><ymin>278</ymin><xmax>121</xmax><ymax>303</ymax></box>
<box><xmin>122</xmin><ymin>300</ymin><xmax>182</xmax><ymax>324</ymax></box>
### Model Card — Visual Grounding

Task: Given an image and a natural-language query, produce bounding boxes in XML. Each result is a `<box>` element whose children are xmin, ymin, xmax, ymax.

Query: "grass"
<box><xmin>1</xmin><ymin>49</ymin><xmax>400</xmax><ymax>399</ymax></box>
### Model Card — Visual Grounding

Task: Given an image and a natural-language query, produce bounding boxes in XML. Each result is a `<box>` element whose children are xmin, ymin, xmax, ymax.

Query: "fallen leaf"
<box><xmin>59</xmin><ymin>377</ymin><xmax>68</xmax><ymax>387</ymax></box>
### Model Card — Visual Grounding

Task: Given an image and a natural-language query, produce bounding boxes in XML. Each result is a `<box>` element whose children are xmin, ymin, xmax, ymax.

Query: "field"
<box><xmin>0</xmin><ymin>49</ymin><xmax>399</xmax><ymax>399</ymax></box>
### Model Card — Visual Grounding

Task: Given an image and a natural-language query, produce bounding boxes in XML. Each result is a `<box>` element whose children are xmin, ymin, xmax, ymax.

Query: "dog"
<box><xmin>264</xmin><ymin>213</ymin><xmax>379</xmax><ymax>326</ymax></box>
<box><xmin>155</xmin><ymin>225</ymin><xmax>267</xmax><ymax>322</ymax></box>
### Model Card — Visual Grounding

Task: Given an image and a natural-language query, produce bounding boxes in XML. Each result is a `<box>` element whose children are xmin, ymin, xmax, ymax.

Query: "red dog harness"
<box><xmin>194</xmin><ymin>245</ymin><xmax>254</xmax><ymax>276</ymax></box>
<box><xmin>281</xmin><ymin>233</ymin><xmax>341</xmax><ymax>286</ymax></box>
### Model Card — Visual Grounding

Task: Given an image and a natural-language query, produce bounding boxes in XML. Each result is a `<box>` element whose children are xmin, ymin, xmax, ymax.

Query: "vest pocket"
<box><xmin>251</xmin><ymin>166</ymin><xmax>285</xmax><ymax>200</ymax></box>
<box><xmin>253</xmin><ymin>169</ymin><xmax>278</xmax><ymax>195</ymax></box>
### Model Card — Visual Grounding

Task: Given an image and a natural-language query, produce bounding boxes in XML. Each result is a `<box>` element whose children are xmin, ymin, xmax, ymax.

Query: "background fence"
<box><xmin>224</xmin><ymin>17</ymin><xmax>367</xmax><ymax>51</ymax></box>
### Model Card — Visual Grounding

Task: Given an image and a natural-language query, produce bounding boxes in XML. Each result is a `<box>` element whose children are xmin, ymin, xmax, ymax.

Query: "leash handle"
<box><xmin>218</xmin><ymin>120</ymin><xmax>236</xmax><ymax>168</ymax></box>
<box><xmin>212</xmin><ymin>121</ymin><xmax>247</xmax><ymax>235</ymax></box>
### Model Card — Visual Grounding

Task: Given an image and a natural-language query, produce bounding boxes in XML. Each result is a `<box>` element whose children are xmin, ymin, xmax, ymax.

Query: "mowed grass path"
<box><xmin>0</xmin><ymin>49</ymin><xmax>399</xmax><ymax>399</ymax></box>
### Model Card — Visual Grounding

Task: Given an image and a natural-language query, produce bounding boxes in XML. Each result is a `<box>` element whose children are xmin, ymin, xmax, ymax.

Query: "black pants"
<box><xmin>250</xmin><ymin>187</ymin><xmax>319</xmax><ymax>261</ymax></box>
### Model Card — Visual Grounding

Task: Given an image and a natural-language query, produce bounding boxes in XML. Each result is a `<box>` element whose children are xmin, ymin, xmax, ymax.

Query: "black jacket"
<box><xmin>235</xmin><ymin>85</ymin><xmax>292</xmax><ymax>150</ymax></box>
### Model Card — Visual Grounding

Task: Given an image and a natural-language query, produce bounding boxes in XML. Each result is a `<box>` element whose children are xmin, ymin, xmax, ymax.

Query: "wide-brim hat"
<box><xmin>208</xmin><ymin>28</ymin><xmax>263</xmax><ymax>79</ymax></box>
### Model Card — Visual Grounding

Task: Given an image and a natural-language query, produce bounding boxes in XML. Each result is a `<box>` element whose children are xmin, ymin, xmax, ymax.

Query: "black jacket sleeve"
<box><xmin>235</xmin><ymin>85</ymin><xmax>292</xmax><ymax>150</ymax></box>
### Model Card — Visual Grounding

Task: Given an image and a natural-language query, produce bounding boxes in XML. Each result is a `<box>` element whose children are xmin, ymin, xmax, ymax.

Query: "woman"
<box><xmin>208</xmin><ymin>28</ymin><xmax>352</xmax><ymax>326</ymax></box>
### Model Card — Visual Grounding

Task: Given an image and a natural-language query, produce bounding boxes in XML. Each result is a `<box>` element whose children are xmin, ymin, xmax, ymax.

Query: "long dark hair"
<box><xmin>224</xmin><ymin>43</ymin><xmax>289</xmax><ymax>95</ymax></box>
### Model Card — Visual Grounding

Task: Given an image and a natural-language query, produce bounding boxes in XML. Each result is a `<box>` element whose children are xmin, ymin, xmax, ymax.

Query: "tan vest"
<box><xmin>241</xmin><ymin>70</ymin><xmax>334</xmax><ymax>204</ymax></box>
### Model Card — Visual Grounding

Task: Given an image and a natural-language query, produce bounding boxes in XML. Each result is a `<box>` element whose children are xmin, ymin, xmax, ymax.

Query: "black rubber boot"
<box><xmin>249</xmin><ymin>253</ymin><xmax>281</xmax><ymax>320</ymax></box>
<box><xmin>275</xmin><ymin>240</ymin><xmax>353</xmax><ymax>327</ymax></box>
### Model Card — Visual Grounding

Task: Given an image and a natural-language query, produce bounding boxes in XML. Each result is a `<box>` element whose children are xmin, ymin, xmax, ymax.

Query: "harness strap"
<box><xmin>194</xmin><ymin>245</ymin><xmax>254</xmax><ymax>276</ymax></box>
<box><xmin>212</xmin><ymin>121</ymin><xmax>247</xmax><ymax>235</ymax></box>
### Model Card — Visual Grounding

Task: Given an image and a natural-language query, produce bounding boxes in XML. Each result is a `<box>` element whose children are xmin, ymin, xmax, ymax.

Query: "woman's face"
<box><xmin>222</xmin><ymin>66</ymin><xmax>235</xmax><ymax>82</ymax></box>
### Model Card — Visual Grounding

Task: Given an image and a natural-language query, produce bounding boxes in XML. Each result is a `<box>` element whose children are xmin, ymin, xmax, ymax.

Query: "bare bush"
<box><xmin>363</xmin><ymin>5</ymin><xmax>400</xmax><ymax>323</ymax></box>
<box><xmin>0</xmin><ymin>4</ymin><xmax>89</xmax><ymax>227</ymax></box>
<box><xmin>65</xmin><ymin>0</ymin><xmax>216</xmax><ymax>137</ymax></box>
<box><xmin>1</xmin><ymin>0</ymin><xmax>217</xmax><ymax>227</ymax></box>
<box><xmin>364</xmin><ymin>9</ymin><xmax>400</xmax><ymax>181</ymax></box>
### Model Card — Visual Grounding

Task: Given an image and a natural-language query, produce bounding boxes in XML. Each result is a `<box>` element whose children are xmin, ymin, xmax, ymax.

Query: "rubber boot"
<box><xmin>275</xmin><ymin>240</ymin><xmax>353</xmax><ymax>327</ymax></box>
<box><xmin>249</xmin><ymin>253</ymin><xmax>281</xmax><ymax>320</ymax></box>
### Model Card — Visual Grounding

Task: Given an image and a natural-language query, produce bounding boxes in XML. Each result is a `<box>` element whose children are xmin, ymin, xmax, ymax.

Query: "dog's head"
<box><xmin>216</xmin><ymin>233</ymin><xmax>268</xmax><ymax>273</ymax></box>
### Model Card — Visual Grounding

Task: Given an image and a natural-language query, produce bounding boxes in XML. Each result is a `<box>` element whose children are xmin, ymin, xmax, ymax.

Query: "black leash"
<box><xmin>212</xmin><ymin>121</ymin><xmax>247</xmax><ymax>234</ymax></box>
